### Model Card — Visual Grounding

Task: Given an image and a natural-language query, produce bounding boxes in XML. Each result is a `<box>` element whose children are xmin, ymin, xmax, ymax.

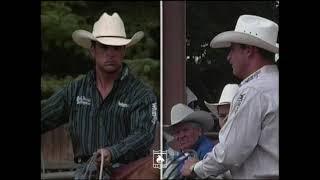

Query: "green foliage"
<box><xmin>126</xmin><ymin>33</ymin><xmax>159</xmax><ymax>59</ymax></box>
<box><xmin>41</xmin><ymin>58</ymin><xmax>160</xmax><ymax>100</ymax></box>
<box><xmin>124</xmin><ymin>58</ymin><xmax>160</xmax><ymax>97</ymax></box>
<box><xmin>41</xmin><ymin>1</ymin><xmax>90</xmax><ymax>57</ymax></box>
<box><xmin>41</xmin><ymin>1</ymin><xmax>160</xmax><ymax>76</ymax></box>
<box><xmin>41</xmin><ymin>74</ymin><xmax>84</xmax><ymax>99</ymax></box>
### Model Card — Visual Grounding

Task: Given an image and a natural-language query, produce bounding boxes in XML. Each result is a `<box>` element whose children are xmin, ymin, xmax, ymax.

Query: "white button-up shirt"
<box><xmin>194</xmin><ymin>65</ymin><xmax>279</xmax><ymax>179</ymax></box>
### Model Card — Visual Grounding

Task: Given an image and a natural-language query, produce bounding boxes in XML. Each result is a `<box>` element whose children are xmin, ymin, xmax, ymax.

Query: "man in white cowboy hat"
<box><xmin>41</xmin><ymin>12</ymin><xmax>158</xmax><ymax>179</ymax></box>
<box><xmin>181</xmin><ymin>15</ymin><xmax>279</xmax><ymax>179</ymax></box>
<box><xmin>162</xmin><ymin>103</ymin><xmax>215</xmax><ymax>179</ymax></box>
<box><xmin>205</xmin><ymin>84</ymin><xmax>239</xmax><ymax>179</ymax></box>
<box><xmin>205</xmin><ymin>84</ymin><xmax>239</xmax><ymax>129</ymax></box>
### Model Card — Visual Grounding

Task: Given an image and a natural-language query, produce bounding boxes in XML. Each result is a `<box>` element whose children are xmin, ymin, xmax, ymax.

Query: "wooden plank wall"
<box><xmin>41</xmin><ymin>123</ymin><xmax>160</xmax><ymax>169</ymax></box>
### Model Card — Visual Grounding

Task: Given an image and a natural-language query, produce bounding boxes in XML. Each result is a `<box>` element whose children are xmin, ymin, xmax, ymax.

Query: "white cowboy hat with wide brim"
<box><xmin>186</xmin><ymin>87</ymin><xmax>198</xmax><ymax>105</ymax></box>
<box><xmin>205</xmin><ymin>84</ymin><xmax>239</xmax><ymax>117</ymax></box>
<box><xmin>210</xmin><ymin>15</ymin><xmax>279</xmax><ymax>53</ymax></box>
<box><xmin>163</xmin><ymin>103</ymin><xmax>213</xmax><ymax>134</ymax></box>
<box><xmin>72</xmin><ymin>12</ymin><xmax>144</xmax><ymax>49</ymax></box>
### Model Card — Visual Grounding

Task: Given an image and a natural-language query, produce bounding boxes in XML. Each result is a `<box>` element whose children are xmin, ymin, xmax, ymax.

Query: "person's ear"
<box><xmin>246</xmin><ymin>45</ymin><xmax>257</xmax><ymax>57</ymax></box>
<box><xmin>90</xmin><ymin>45</ymin><xmax>95</xmax><ymax>59</ymax></box>
<box><xmin>198</xmin><ymin>127</ymin><xmax>203</xmax><ymax>136</ymax></box>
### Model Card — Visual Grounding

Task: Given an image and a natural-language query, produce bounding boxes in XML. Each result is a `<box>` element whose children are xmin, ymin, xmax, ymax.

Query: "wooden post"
<box><xmin>163</xmin><ymin>1</ymin><xmax>186</xmax><ymax>125</ymax></box>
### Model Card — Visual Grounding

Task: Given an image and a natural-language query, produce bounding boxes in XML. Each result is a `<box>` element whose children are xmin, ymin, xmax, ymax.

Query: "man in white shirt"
<box><xmin>181</xmin><ymin>15</ymin><xmax>279</xmax><ymax>179</ymax></box>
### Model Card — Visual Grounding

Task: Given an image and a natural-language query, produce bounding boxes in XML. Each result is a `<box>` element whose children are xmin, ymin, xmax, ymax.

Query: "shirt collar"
<box><xmin>240</xmin><ymin>65</ymin><xmax>278</xmax><ymax>87</ymax></box>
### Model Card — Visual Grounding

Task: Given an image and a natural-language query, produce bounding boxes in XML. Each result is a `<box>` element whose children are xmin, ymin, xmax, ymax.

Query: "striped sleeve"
<box><xmin>41</xmin><ymin>87</ymin><xmax>69</xmax><ymax>134</ymax></box>
<box><xmin>106</xmin><ymin>90</ymin><xmax>158</xmax><ymax>162</ymax></box>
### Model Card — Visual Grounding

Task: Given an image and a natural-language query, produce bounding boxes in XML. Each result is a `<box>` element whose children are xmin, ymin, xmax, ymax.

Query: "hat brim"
<box><xmin>210</xmin><ymin>31</ymin><xmax>278</xmax><ymax>53</ymax></box>
<box><xmin>72</xmin><ymin>30</ymin><xmax>144</xmax><ymax>49</ymax></box>
<box><xmin>204</xmin><ymin>101</ymin><xmax>230</xmax><ymax>117</ymax></box>
<box><xmin>163</xmin><ymin>111</ymin><xmax>213</xmax><ymax>134</ymax></box>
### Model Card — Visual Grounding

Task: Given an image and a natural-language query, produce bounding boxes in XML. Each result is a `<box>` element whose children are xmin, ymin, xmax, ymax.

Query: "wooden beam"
<box><xmin>163</xmin><ymin>1</ymin><xmax>186</xmax><ymax>125</ymax></box>
<box><xmin>42</xmin><ymin>160</ymin><xmax>76</xmax><ymax>170</ymax></box>
<box><xmin>41</xmin><ymin>171</ymin><xmax>75</xmax><ymax>180</ymax></box>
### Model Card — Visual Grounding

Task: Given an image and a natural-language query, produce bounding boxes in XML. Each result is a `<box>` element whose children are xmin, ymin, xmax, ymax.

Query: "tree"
<box><xmin>41</xmin><ymin>1</ymin><xmax>92</xmax><ymax>76</ymax></box>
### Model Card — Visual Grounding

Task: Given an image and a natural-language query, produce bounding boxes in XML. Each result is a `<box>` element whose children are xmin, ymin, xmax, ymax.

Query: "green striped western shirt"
<box><xmin>41</xmin><ymin>64</ymin><xmax>158</xmax><ymax>163</ymax></box>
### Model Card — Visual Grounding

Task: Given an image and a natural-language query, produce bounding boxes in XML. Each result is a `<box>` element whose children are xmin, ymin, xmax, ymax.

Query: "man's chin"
<box><xmin>180</xmin><ymin>144</ymin><xmax>191</xmax><ymax>150</ymax></box>
<box><xmin>104</xmin><ymin>66</ymin><xmax>120</xmax><ymax>73</ymax></box>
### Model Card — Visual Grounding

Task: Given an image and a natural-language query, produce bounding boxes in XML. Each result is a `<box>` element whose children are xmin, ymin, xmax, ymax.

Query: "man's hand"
<box><xmin>95</xmin><ymin>148</ymin><xmax>112</xmax><ymax>168</ymax></box>
<box><xmin>181</xmin><ymin>158</ymin><xmax>199</xmax><ymax>177</ymax></box>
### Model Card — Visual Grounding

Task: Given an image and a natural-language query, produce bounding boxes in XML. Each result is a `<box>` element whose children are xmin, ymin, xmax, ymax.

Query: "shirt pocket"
<box><xmin>69</xmin><ymin>104</ymin><xmax>93</xmax><ymax>135</ymax></box>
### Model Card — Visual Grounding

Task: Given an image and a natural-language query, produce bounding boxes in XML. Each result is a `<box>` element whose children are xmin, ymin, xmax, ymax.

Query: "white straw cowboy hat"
<box><xmin>186</xmin><ymin>87</ymin><xmax>198</xmax><ymax>105</ymax></box>
<box><xmin>275</xmin><ymin>43</ymin><xmax>279</xmax><ymax>62</ymax></box>
<box><xmin>72</xmin><ymin>12</ymin><xmax>144</xmax><ymax>49</ymax></box>
<box><xmin>205</xmin><ymin>84</ymin><xmax>239</xmax><ymax>117</ymax></box>
<box><xmin>163</xmin><ymin>103</ymin><xmax>213</xmax><ymax>134</ymax></box>
<box><xmin>210</xmin><ymin>15</ymin><xmax>279</xmax><ymax>53</ymax></box>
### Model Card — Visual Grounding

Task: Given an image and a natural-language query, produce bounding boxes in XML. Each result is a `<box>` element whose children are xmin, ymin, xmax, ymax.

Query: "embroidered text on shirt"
<box><xmin>76</xmin><ymin>96</ymin><xmax>91</xmax><ymax>105</ymax></box>
<box><xmin>234</xmin><ymin>93</ymin><xmax>246</xmax><ymax>113</ymax></box>
<box><xmin>151</xmin><ymin>103</ymin><xmax>157</xmax><ymax>124</ymax></box>
<box><xmin>240</xmin><ymin>70</ymin><xmax>261</xmax><ymax>87</ymax></box>
<box><xmin>118</xmin><ymin>101</ymin><xmax>130</xmax><ymax>108</ymax></box>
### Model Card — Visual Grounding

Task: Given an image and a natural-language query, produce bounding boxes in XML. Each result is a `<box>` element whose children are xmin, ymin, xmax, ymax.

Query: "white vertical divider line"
<box><xmin>160</xmin><ymin>1</ymin><xmax>163</xmax><ymax>179</ymax></box>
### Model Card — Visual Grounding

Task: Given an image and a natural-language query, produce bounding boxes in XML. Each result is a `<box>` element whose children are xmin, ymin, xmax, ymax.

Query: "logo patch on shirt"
<box><xmin>76</xmin><ymin>96</ymin><xmax>91</xmax><ymax>106</ymax></box>
<box><xmin>151</xmin><ymin>103</ymin><xmax>157</xmax><ymax>124</ymax></box>
<box><xmin>118</xmin><ymin>101</ymin><xmax>130</xmax><ymax>108</ymax></box>
<box><xmin>234</xmin><ymin>93</ymin><xmax>246</xmax><ymax>113</ymax></box>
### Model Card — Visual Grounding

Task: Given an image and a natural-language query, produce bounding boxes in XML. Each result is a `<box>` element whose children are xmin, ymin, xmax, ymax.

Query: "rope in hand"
<box><xmin>84</xmin><ymin>154</ymin><xmax>96</xmax><ymax>179</ymax></box>
<box><xmin>82</xmin><ymin>150</ymin><xmax>105</xmax><ymax>179</ymax></box>
<box><xmin>99</xmin><ymin>150</ymin><xmax>104</xmax><ymax>180</ymax></box>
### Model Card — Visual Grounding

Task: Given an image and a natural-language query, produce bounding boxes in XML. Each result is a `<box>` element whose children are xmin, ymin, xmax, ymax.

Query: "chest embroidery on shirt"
<box><xmin>118</xmin><ymin>101</ymin><xmax>130</xmax><ymax>108</ymax></box>
<box><xmin>234</xmin><ymin>93</ymin><xmax>246</xmax><ymax>113</ymax></box>
<box><xmin>76</xmin><ymin>96</ymin><xmax>91</xmax><ymax>106</ymax></box>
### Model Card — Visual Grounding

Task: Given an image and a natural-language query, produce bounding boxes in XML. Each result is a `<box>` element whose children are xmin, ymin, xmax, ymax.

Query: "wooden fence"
<box><xmin>41</xmin><ymin>124</ymin><xmax>75</xmax><ymax>170</ymax></box>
